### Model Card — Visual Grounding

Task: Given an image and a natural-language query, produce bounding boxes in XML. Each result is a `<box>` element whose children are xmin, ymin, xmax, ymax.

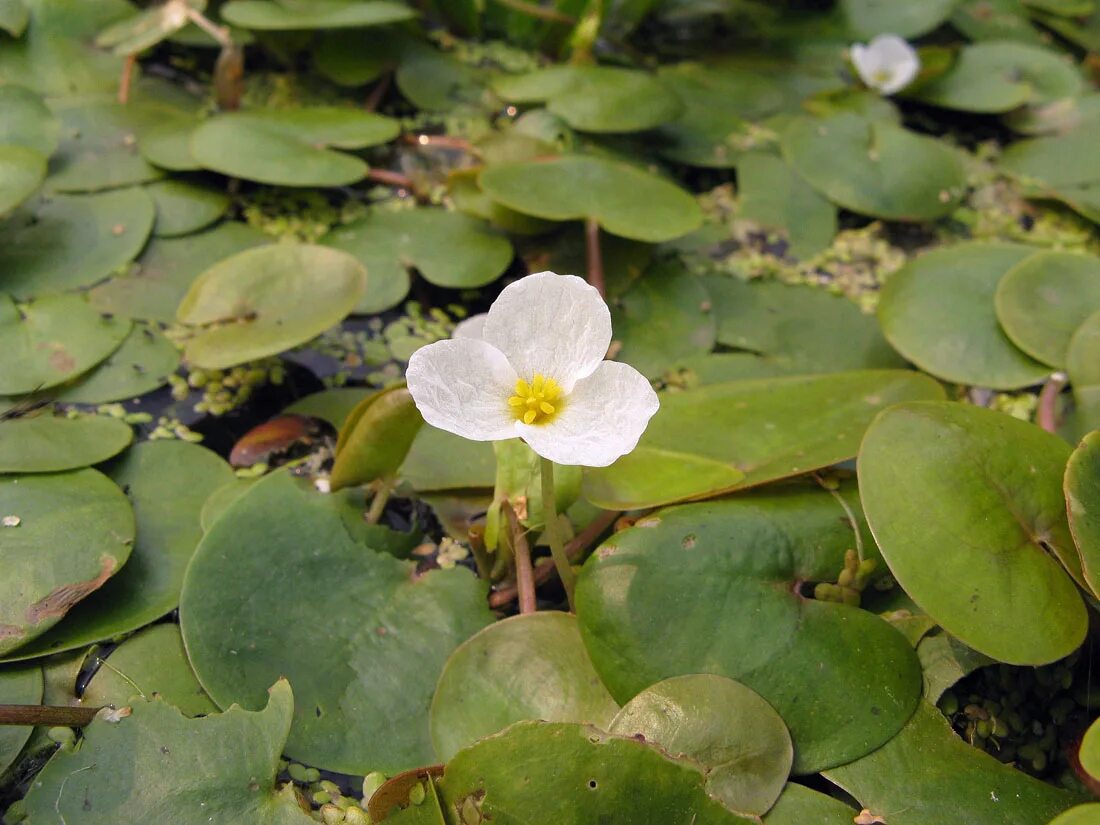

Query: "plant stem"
<box><xmin>504</xmin><ymin>502</ymin><xmax>536</xmax><ymax>614</ymax></box>
<box><xmin>185</xmin><ymin>6</ymin><xmax>232</xmax><ymax>47</ymax></box>
<box><xmin>366</xmin><ymin>477</ymin><xmax>393</xmax><ymax>525</ymax></box>
<box><xmin>1038</xmin><ymin>372</ymin><xmax>1067</xmax><ymax>434</ymax></box>
<box><xmin>815</xmin><ymin>473</ymin><xmax>865</xmax><ymax>562</ymax></box>
<box><xmin>539</xmin><ymin>457</ymin><xmax>576</xmax><ymax>611</ymax></box>
<box><xmin>467</xmin><ymin>524</ymin><xmax>494</xmax><ymax>581</ymax></box>
<box><xmin>118</xmin><ymin>54</ymin><xmax>136</xmax><ymax>104</ymax></box>
<box><xmin>365</xmin><ymin>71</ymin><xmax>391</xmax><ymax>112</ymax></box>
<box><xmin>0</xmin><ymin>705</ymin><xmax>99</xmax><ymax>727</ymax></box>
<box><xmin>366</xmin><ymin>168</ymin><xmax>416</xmax><ymax>192</ymax></box>
<box><xmin>585</xmin><ymin>216</ymin><xmax>605</xmax><ymax>299</ymax></box>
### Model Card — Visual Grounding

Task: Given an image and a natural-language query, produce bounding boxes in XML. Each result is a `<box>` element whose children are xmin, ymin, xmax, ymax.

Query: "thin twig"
<box><xmin>118</xmin><ymin>54</ymin><xmax>136</xmax><ymax>105</ymax></box>
<box><xmin>185</xmin><ymin>6</ymin><xmax>232</xmax><ymax>47</ymax></box>
<box><xmin>489</xmin><ymin>508</ymin><xmax>618</xmax><ymax>608</ymax></box>
<box><xmin>585</xmin><ymin>216</ymin><xmax>605</xmax><ymax>299</ymax></box>
<box><xmin>489</xmin><ymin>0</ymin><xmax>576</xmax><ymax>24</ymax></box>
<box><xmin>504</xmin><ymin>502</ymin><xmax>536</xmax><ymax>614</ymax></box>
<box><xmin>0</xmin><ymin>705</ymin><xmax>100</xmax><ymax>727</ymax></box>
<box><xmin>1038</xmin><ymin>372</ymin><xmax>1068</xmax><ymax>434</ymax></box>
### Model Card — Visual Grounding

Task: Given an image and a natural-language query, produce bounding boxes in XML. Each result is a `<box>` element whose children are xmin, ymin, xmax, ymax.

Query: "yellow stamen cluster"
<box><xmin>508</xmin><ymin>373</ymin><xmax>562</xmax><ymax>425</ymax></box>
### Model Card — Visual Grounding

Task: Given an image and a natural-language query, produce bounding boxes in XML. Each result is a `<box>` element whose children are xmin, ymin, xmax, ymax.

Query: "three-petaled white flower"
<box><xmin>851</xmin><ymin>34</ymin><xmax>920</xmax><ymax>96</ymax></box>
<box><xmin>406</xmin><ymin>271</ymin><xmax>659</xmax><ymax>467</ymax></box>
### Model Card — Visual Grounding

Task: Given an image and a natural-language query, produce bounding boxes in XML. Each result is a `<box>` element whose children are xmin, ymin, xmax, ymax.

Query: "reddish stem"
<box><xmin>1038</xmin><ymin>372</ymin><xmax>1068</xmax><ymax>434</ymax></box>
<box><xmin>585</xmin><ymin>217</ymin><xmax>605</xmax><ymax>298</ymax></box>
<box><xmin>505</xmin><ymin>502</ymin><xmax>536</xmax><ymax>615</ymax></box>
<box><xmin>0</xmin><ymin>704</ymin><xmax>99</xmax><ymax>727</ymax></box>
<box><xmin>365</xmin><ymin>72</ymin><xmax>391</xmax><ymax>112</ymax></box>
<box><xmin>403</xmin><ymin>134</ymin><xmax>474</xmax><ymax>152</ymax></box>
<box><xmin>118</xmin><ymin>54</ymin><xmax>136</xmax><ymax>105</ymax></box>
<box><xmin>366</xmin><ymin>168</ymin><xmax>416</xmax><ymax>191</ymax></box>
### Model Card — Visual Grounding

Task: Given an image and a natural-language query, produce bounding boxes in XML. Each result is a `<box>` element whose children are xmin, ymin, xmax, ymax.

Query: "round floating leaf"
<box><xmin>324</xmin><ymin>209</ymin><xmax>513</xmax><ymax>314</ymax></box>
<box><xmin>858</xmin><ymin>401</ymin><xmax>1086</xmax><ymax>664</ymax></box>
<box><xmin>762</xmin><ymin>784</ymin><xmax>857</xmax><ymax>825</ymax></box>
<box><xmin>705</xmin><ymin>277</ymin><xmax>904</xmax><ymax>373</ymax></box>
<box><xmin>430</xmin><ymin>613</ymin><xmax>620</xmax><ymax>763</ymax></box>
<box><xmin>0</xmin><ymin>663</ymin><xmax>41</xmax><ymax>775</ymax></box>
<box><xmin>0</xmin><ymin>85</ymin><xmax>59</xmax><ymax>154</ymax></box>
<box><xmin>3</xmin><ymin>440</ymin><xmax>232</xmax><ymax>662</ymax></box>
<box><xmin>841</xmin><ymin>0</ymin><xmax>959</xmax><ymax>37</ymax></box>
<box><xmin>46</xmin><ymin>98</ymin><xmax>166</xmax><ymax>192</ymax></box>
<box><xmin>180</xmin><ymin>470</ymin><xmax>494</xmax><ymax>773</ymax></box>
<box><xmin>330</xmin><ymin>386</ymin><xmax>423</xmax><ymax>490</ymax></box>
<box><xmin>90</xmin><ymin>221</ymin><xmax>268</xmax><ymax>323</ymax></box>
<box><xmin>1068</xmin><ymin>311</ymin><xmax>1100</xmax><ymax>433</ymax></box>
<box><xmin>284</xmin><ymin>387</ymin><xmax>372</xmax><ymax>427</ymax></box>
<box><xmin>82</xmin><ymin>624</ymin><xmax>217</xmax><ymax>716</ymax></box>
<box><xmin>400</xmin><ymin>426</ymin><xmax>496</xmax><ymax>492</ymax></box>
<box><xmin>147</xmin><ymin>178</ymin><xmax>229</xmax><ymax>237</ymax></box>
<box><xmin>395</xmin><ymin>44</ymin><xmax>494</xmax><ymax>111</ymax></box>
<box><xmin>915</xmin><ymin>42</ymin><xmax>1083</xmax><ymax>114</ymax></box>
<box><xmin>1066</xmin><ymin>431</ymin><xmax>1100</xmax><ymax>599</ymax></box>
<box><xmin>190</xmin><ymin>108</ymin><xmax>398</xmax><ymax>186</ymax></box>
<box><xmin>177</xmin><ymin>243</ymin><xmax>366</xmax><ymax>369</ymax></box>
<box><xmin>584</xmin><ymin>370</ymin><xmax>944</xmax><ymax>510</ymax></box>
<box><xmin>480</xmin><ymin>155</ymin><xmax>703</xmax><ymax>242</ymax></box>
<box><xmin>608</xmin><ymin>675</ymin><xmax>793</xmax><ymax>817</ymax></box>
<box><xmin>0</xmin><ymin>145</ymin><xmax>45</xmax><ymax>216</ymax></box>
<box><xmin>878</xmin><ymin>242</ymin><xmax>1051</xmax><ymax>389</ymax></box>
<box><xmin>221</xmin><ymin>0</ymin><xmax>415</xmax><ymax>30</ymax></box>
<box><xmin>999</xmin><ymin>127</ymin><xmax>1100</xmax><ymax>223</ymax></box>
<box><xmin>436</xmin><ymin>722</ymin><xmax>753</xmax><ymax>825</ymax></box>
<box><xmin>0</xmin><ymin>188</ymin><xmax>156</xmax><ymax>299</ymax></box>
<box><xmin>0</xmin><ymin>468</ymin><xmax>134</xmax><ymax>656</ymax></box>
<box><xmin>736</xmin><ymin>151</ymin><xmax>837</xmax><ymax>259</ymax></box>
<box><xmin>1081</xmin><ymin>717</ymin><xmax>1100</xmax><ymax>781</ymax></box>
<box><xmin>1049</xmin><ymin>805</ymin><xmax>1100</xmax><ymax>825</ymax></box>
<box><xmin>0</xmin><ymin>414</ymin><xmax>132</xmax><ymax>473</ymax></box>
<box><xmin>653</xmin><ymin>63</ymin><xmax>785</xmax><ymax>168</ymax></box>
<box><xmin>54</xmin><ymin>323</ymin><xmax>181</xmax><ymax>404</ymax></box>
<box><xmin>0</xmin><ymin>293</ymin><xmax>131</xmax><ymax>395</ymax></box>
<box><xmin>576</xmin><ymin>488</ymin><xmax>923</xmax><ymax>774</ymax></box>
<box><xmin>23</xmin><ymin>680</ymin><xmax>314</xmax><ymax>825</ymax></box>
<box><xmin>824</xmin><ymin>702</ymin><xmax>1081</xmax><ymax>825</ymax></box>
<box><xmin>313</xmin><ymin>29</ymin><xmax>398</xmax><ymax>86</ymax></box>
<box><xmin>493</xmin><ymin>65</ymin><xmax>683</xmax><ymax>133</ymax></box>
<box><xmin>782</xmin><ymin>113</ymin><xmax>967</xmax><ymax>220</ymax></box>
<box><xmin>612</xmin><ymin>261</ymin><xmax>716</xmax><ymax>379</ymax></box>
<box><xmin>994</xmin><ymin>251</ymin><xmax>1100</xmax><ymax>369</ymax></box>
<box><xmin>135</xmin><ymin>107</ymin><xmax>202</xmax><ymax>171</ymax></box>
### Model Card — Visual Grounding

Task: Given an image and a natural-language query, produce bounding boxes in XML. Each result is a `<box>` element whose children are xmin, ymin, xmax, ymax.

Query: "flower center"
<box><xmin>507</xmin><ymin>373</ymin><xmax>563</xmax><ymax>426</ymax></box>
<box><xmin>872</xmin><ymin>68</ymin><xmax>896</xmax><ymax>85</ymax></box>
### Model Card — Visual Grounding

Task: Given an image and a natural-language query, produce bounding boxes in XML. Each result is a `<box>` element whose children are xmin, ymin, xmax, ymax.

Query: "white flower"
<box><xmin>851</xmin><ymin>35</ymin><xmax>920</xmax><ymax>96</ymax></box>
<box><xmin>452</xmin><ymin>313</ymin><xmax>487</xmax><ymax>340</ymax></box>
<box><xmin>407</xmin><ymin>272</ymin><xmax>659</xmax><ymax>467</ymax></box>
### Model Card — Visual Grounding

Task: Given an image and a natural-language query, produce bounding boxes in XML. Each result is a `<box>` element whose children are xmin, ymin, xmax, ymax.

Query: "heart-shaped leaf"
<box><xmin>0</xmin><ymin>468</ymin><xmax>134</xmax><ymax>656</ymax></box>
<box><xmin>1000</xmin><ymin>126</ymin><xmax>1100</xmax><ymax>224</ymax></box>
<box><xmin>180</xmin><ymin>470</ymin><xmax>494</xmax><ymax>773</ymax></box>
<box><xmin>0</xmin><ymin>85</ymin><xmax>59</xmax><ymax>154</ymax></box>
<box><xmin>53</xmin><ymin>323</ymin><xmax>181</xmax><ymax>404</ymax></box>
<box><xmin>430</xmin><ymin>612</ymin><xmax>619</xmax><ymax>763</ymax></box>
<box><xmin>0</xmin><ymin>145</ymin><xmax>45</xmax><ymax>216</ymax></box>
<box><xmin>841</xmin><ymin>0</ymin><xmax>959</xmax><ymax>37</ymax></box>
<box><xmin>736</xmin><ymin>151</ymin><xmax>837</xmax><ymax>259</ymax></box>
<box><xmin>576</xmin><ymin>487</ymin><xmax>923</xmax><ymax>773</ymax></box>
<box><xmin>176</xmin><ymin>243</ymin><xmax>366</xmax><ymax>369</ymax></box>
<box><xmin>0</xmin><ymin>414</ymin><xmax>132</xmax><ymax>473</ymax></box>
<box><xmin>220</xmin><ymin>0</ymin><xmax>416</xmax><ymax>30</ymax></box>
<box><xmin>858</xmin><ymin>401</ymin><xmax>1086</xmax><ymax>664</ymax></box>
<box><xmin>147</xmin><ymin>178</ymin><xmax>229</xmax><ymax>238</ymax></box>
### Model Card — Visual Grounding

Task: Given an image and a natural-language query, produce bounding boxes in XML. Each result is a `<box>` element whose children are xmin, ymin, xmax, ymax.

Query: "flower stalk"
<box><xmin>540</xmin><ymin>457</ymin><xmax>576</xmax><ymax>611</ymax></box>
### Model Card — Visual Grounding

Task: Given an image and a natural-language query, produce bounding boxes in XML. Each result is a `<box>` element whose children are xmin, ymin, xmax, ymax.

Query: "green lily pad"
<box><xmin>858</xmin><ymin>401</ymin><xmax>1086</xmax><ymax>664</ymax></box>
<box><xmin>430</xmin><ymin>613</ymin><xmax>620</xmax><ymax>763</ymax></box>
<box><xmin>435</xmin><ymin>721</ymin><xmax>755</xmax><ymax>825</ymax></box>
<box><xmin>1066</xmin><ymin>430</ymin><xmax>1100</xmax><ymax>599</ymax></box>
<box><xmin>824</xmin><ymin>702</ymin><xmax>1082</xmax><ymax>825</ymax></box>
<box><xmin>0</xmin><ymin>663</ymin><xmax>42</xmax><ymax>775</ymax></box>
<box><xmin>0</xmin><ymin>414</ymin><xmax>132</xmax><ymax>473</ymax></box>
<box><xmin>46</xmin><ymin>98</ymin><xmax>168</xmax><ymax>193</ymax></box>
<box><xmin>180</xmin><ymin>470</ymin><xmax>494</xmax><ymax>773</ymax></box>
<box><xmin>914</xmin><ymin>42</ymin><xmax>1083</xmax><ymax>114</ymax></box>
<box><xmin>576</xmin><ymin>487</ymin><xmax>923</xmax><ymax>774</ymax></box>
<box><xmin>313</xmin><ymin>29</ymin><xmax>399</xmax><ymax>86</ymax></box>
<box><xmin>994</xmin><ymin>250</ymin><xmax>1100</xmax><ymax>369</ymax></box>
<box><xmin>918</xmin><ymin>630</ymin><xmax>995</xmax><ymax>703</ymax></box>
<box><xmin>177</xmin><ymin>243</ymin><xmax>366</xmax><ymax>370</ymax></box>
<box><xmin>0</xmin><ymin>292</ymin><xmax>131</xmax><ymax>395</ymax></box>
<box><xmin>1081</xmin><ymin>717</ymin><xmax>1100</xmax><ymax>780</ymax></box>
<box><xmin>189</xmin><ymin>108</ymin><xmax>398</xmax><ymax>187</ymax></box>
<box><xmin>612</xmin><ymin>261</ymin><xmax>716</xmax><ymax>379</ymax></box>
<box><xmin>652</xmin><ymin>62</ymin><xmax>785</xmax><ymax>168</ymax></box>
<box><xmin>1049</xmin><ymin>804</ymin><xmax>1100</xmax><ymax>825</ymax></box>
<box><xmin>82</xmin><ymin>624</ymin><xmax>217</xmax><ymax>717</ymax></box>
<box><xmin>284</xmin><ymin>387</ymin><xmax>372</xmax><ymax>428</ymax></box>
<box><xmin>2</xmin><ymin>440</ymin><xmax>233</xmax><ymax>662</ymax></box>
<box><xmin>23</xmin><ymin>680</ymin><xmax>314</xmax><ymax>825</ymax></box>
<box><xmin>951</xmin><ymin>0</ymin><xmax>1047</xmax><ymax>44</ymax></box>
<box><xmin>584</xmin><ymin>370</ymin><xmax>944</xmax><ymax>510</ymax></box>
<box><xmin>999</xmin><ymin>127</ymin><xmax>1100</xmax><ymax>223</ymax></box>
<box><xmin>147</xmin><ymin>178</ymin><xmax>230</xmax><ymax>237</ymax></box>
<box><xmin>89</xmin><ymin>221</ymin><xmax>268</xmax><ymax>323</ymax></box>
<box><xmin>479</xmin><ymin>155</ymin><xmax>703</xmax><ymax>242</ymax></box>
<box><xmin>0</xmin><ymin>145</ymin><xmax>45</xmax><ymax>216</ymax></box>
<box><xmin>781</xmin><ymin>113</ymin><xmax>967</xmax><ymax>220</ymax></box>
<box><xmin>841</xmin><ymin>0</ymin><xmax>960</xmax><ymax>37</ymax></box>
<box><xmin>0</xmin><ymin>0</ymin><xmax>28</xmax><ymax>36</ymax></box>
<box><xmin>54</xmin><ymin>323</ymin><xmax>181</xmax><ymax>405</ymax></box>
<box><xmin>221</xmin><ymin>0</ymin><xmax>415</xmax><ymax>30</ymax></box>
<box><xmin>94</xmin><ymin>0</ymin><xmax>202</xmax><ymax>55</ymax></box>
<box><xmin>1068</xmin><ymin>310</ymin><xmax>1100</xmax><ymax>432</ymax></box>
<box><xmin>493</xmin><ymin>65</ymin><xmax>683</xmax><ymax>133</ymax></box>
<box><xmin>0</xmin><ymin>85</ymin><xmax>59</xmax><ymax>154</ymax></box>
<box><xmin>135</xmin><ymin>107</ymin><xmax>202</xmax><ymax>171</ymax></box>
<box><xmin>705</xmin><ymin>277</ymin><xmax>904</xmax><ymax>373</ymax></box>
<box><xmin>400</xmin><ymin>425</ymin><xmax>496</xmax><ymax>492</ymax></box>
<box><xmin>0</xmin><ymin>188</ymin><xmax>156</xmax><ymax>299</ymax></box>
<box><xmin>762</xmin><ymin>784</ymin><xmax>858</xmax><ymax>824</ymax></box>
<box><xmin>608</xmin><ymin>674</ymin><xmax>793</xmax><ymax>817</ymax></box>
<box><xmin>324</xmin><ymin>209</ymin><xmax>513</xmax><ymax>314</ymax></box>
<box><xmin>878</xmin><ymin>242</ymin><xmax>1052</xmax><ymax>389</ymax></box>
<box><xmin>736</xmin><ymin>151</ymin><xmax>837</xmax><ymax>259</ymax></box>
<box><xmin>394</xmin><ymin>43</ymin><xmax>494</xmax><ymax>111</ymax></box>
<box><xmin>0</xmin><ymin>468</ymin><xmax>134</xmax><ymax>657</ymax></box>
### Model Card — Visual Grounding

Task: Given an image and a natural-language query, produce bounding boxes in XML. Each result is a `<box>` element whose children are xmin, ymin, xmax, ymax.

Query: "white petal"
<box><xmin>452</xmin><ymin>313</ymin><xmax>487</xmax><ymax>340</ymax></box>
<box><xmin>482</xmin><ymin>271</ymin><xmax>611</xmax><ymax>391</ymax></box>
<box><xmin>406</xmin><ymin>338</ymin><xmax>519</xmax><ymax>441</ymax></box>
<box><xmin>515</xmin><ymin>361</ymin><xmax>659</xmax><ymax>467</ymax></box>
<box><xmin>852</xmin><ymin>35</ymin><xmax>920</xmax><ymax>95</ymax></box>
